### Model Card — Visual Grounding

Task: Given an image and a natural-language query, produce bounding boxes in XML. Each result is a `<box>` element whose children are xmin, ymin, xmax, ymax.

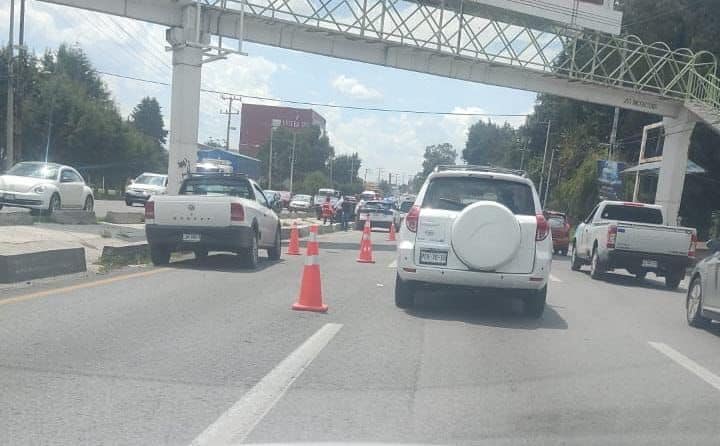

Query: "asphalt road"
<box><xmin>0</xmin><ymin>199</ymin><xmax>138</xmax><ymax>219</ymax></box>
<box><xmin>1</xmin><ymin>230</ymin><xmax>719</xmax><ymax>445</ymax></box>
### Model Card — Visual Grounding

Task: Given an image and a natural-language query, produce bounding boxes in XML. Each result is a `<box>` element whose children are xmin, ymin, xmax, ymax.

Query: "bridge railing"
<box><xmin>203</xmin><ymin>0</ymin><xmax>718</xmax><ymax>111</ymax></box>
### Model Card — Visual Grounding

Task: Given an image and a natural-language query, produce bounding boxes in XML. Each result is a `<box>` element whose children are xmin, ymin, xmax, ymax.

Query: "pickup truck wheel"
<box><xmin>125</xmin><ymin>199</ymin><xmax>133</xmax><ymax>206</ymax></box>
<box><xmin>241</xmin><ymin>232</ymin><xmax>259</xmax><ymax>270</ymax></box>
<box><xmin>570</xmin><ymin>244</ymin><xmax>582</xmax><ymax>271</ymax></box>
<box><xmin>267</xmin><ymin>226</ymin><xmax>282</xmax><ymax>261</ymax></box>
<box><xmin>665</xmin><ymin>270</ymin><xmax>684</xmax><ymax>290</ymax></box>
<box><xmin>150</xmin><ymin>245</ymin><xmax>171</xmax><ymax>266</ymax></box>
<box><xmin>395</xmin><ymin>274</ymin><xmax>415</xmax><ymax>309</ymax></box>
<box><xmin>687</xmin><ymin>277</ymin><xmax>711</xmax><ymax>328</ymax></box>
<box><xmin>524</xmin><ymin>286</ymin><xmax>547</xmax><ymax>318</ymax></box>
<box><xmin>194</xmin><ymin>248</ymin><xmax>208</xmax><ymax>261</ymax></box>
<box><xmin>589</xmin><ymin>249</ymin><xmax>604</xmax><ymax>280</ymax></box>
<box><xmin>634</xmin><ymin>270</ymin><xmax>647</xmax><ymax>280</ymax></box>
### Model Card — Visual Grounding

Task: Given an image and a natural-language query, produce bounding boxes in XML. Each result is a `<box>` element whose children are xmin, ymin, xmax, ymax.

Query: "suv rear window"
<box><xmin>399</xmin><ymin>201</ymin><xmax>414</xmax><ymax>212</ymax></box>
<box><xmin>600</xmin><ymin>205</ymin><xmax>664</xmax><ymax>224</ymax></box>
<box><xmin>422</xmin><ymin>176</ymin><xmax>535</xmax><ymax>215</ymax></box>
<box><xmin>180</xmin><ymin>177</ymin><xmax>253</xmax><ymax>199</ymax></box>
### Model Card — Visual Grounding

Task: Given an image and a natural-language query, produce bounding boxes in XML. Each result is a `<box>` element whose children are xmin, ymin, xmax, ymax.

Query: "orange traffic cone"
<box><xmin>286</xmin><ymin>221</ymin><xmax>301</xmax><ymax>255</ymax></box>
<box><xmin>357</xmin><ymin>219</ymin><xmax>376</xmax><ymax>263</ymax></box>
<box><xmin>292</xmin><ymin>226</ymin><xmax>328</xmax><ymax>313</ymax></box>
<box><xmin>387</xmin><ymin>222</ymin><xmax>397</xmax><ymax>241</ymax></box>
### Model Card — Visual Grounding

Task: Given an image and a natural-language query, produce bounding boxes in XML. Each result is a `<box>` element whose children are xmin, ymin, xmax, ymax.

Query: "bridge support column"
<box><xmin>655</xmin><ymin>108</ymin><xmax>696</xmax><ymax>225</ymax></box>
<box><xmin>166</xmin><ymin>25</ymin><xmax>205</xmax><ymax>194</ymax></box>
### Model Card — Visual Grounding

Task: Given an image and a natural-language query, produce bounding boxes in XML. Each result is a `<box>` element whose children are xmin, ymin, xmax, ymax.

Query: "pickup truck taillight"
<box><xmin>607</xmin><ymin>225</ymin><xmax>618</xmax><ymax>248</ymax></box>
<box><xmin>535</xmin><ymin>213</ymin><xmax>549</xmax><ymax>241</ymax></box>
<box><xmin>405</xmin><ymin>205</ymin><xmax>420</xmax><ymax>233</ymax></box>
<box><xmin>230</xmin><ymin>203</ymin><xmax>245</xmax><ymax>222</ymax></box>
<box><xmin>689</xmin><ymin>232</ymin><xmax>697</xmax><ymax>258</ymax></box>
<box><xmin>144</xmin><ymin>201</ymin><xmax>155</xmax><ymax>220</ymax></box>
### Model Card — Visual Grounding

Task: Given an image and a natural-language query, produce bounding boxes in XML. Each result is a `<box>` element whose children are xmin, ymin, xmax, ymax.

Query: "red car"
<box><xmin>545</xmin><ymin>211</ymin><xmax>570</xmax><ymax>255</ymax></box>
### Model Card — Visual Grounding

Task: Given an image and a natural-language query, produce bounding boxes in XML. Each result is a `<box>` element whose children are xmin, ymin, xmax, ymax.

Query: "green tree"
<box><xmin>411</xmin><ymin>143</ymin><xmax>457</xmax><ymax>190</ymax></box>
<box><xmin>299</xmin><ymin>170</ymin><xmax>331</xmax><ymax>195</ymax></box>
<box><xmin>332</xmin><ymin>153</ymin><xmax>362</xmax><ymax>184</ymax></box>
<box><xmin>257</xmin><ymin>126</ymin><xmax>334</xmax><ymax>187</ymax></box>
<box><xmin>463</xmin><ymin>120</ymin><xmax>519</xmax><ymax>168</ymax></box>
<box><xmin>130</xmin><ymin>97</ymin><xmax>167</xmax><ymax>145</ymax></box>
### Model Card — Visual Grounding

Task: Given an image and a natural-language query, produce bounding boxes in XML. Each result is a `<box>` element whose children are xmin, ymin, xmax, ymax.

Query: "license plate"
<box><xmin>182</xmin><ymin>233</ymin><xmax>201</xmax><ymax>242</ymax></box>
<box><xmin>641</xmin><ymin>259</ymin><xmax>658</xmax><ymax>268</ymax></box>
<box><xmin>420</xmin><ymin>250</ymin><xmax>448</xmax><ymax>265</ymax></box>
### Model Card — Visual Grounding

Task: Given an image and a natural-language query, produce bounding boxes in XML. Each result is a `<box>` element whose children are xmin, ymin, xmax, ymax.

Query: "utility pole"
<box><xmin>220</xmin><ymin>94</ymin><xmax>240</xmax><ymax>151</ymax></box>
<box><xmin>542</xmin><ymin>148</ymin><xmax>556</xmax><ymax>207</ymax></box>
<box><xmin>609</xmin><ymin>107</ymin><xmax>620</xmax><ymax>160</ymax></box>
<box><xmin>5</xmin><ymin>0</ymin><xmax>16</xmax><ymax>169</ymax></box>
<box><xmin>349</xmin><ymin>156</ymin><xmax>355</xmax><ymax>185</ymax></box>
<box><xmin>364</xmin><ymin>168</ymin><xmax>369</xmax><ymax>184</ymax></box>
<box><xmin>538</xmin><ymin>120</ymin><xmax>551</xmax><ymax>198</ymax></box>
<box><xmin>289</xmin><ymin>132</ymin><xmax>297</xmax><ymax>193</ymax></box>
<box><xmin>267</xmin><ymin>119</ymin><xmax>280</xmax><ymax>189</ymax></box>
<box><xmin>519</xmin><ymin>144</ymin><xmax>526</xmax><ymax>170</ymax></box>
<box><xmin>377</xmin><ymin>167</ymin><xmax>384</xmax><ymax>184</ymax></box>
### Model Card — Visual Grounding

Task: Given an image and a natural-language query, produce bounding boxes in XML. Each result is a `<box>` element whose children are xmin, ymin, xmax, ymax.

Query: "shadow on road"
<box><xmin>287</xmin><ymin>241</ymin><xmax>397</xmax><ymax>252</ymax></box>
<box><xmin>167</xmin><ymin>253</ymin><xmax>284</xmax><ymax>273</ymax></box>
<box><xmin>406</xmin><ymin>289</ymin><xmax>568</xmax><ymax>330</ymax></box>
<box><xmin>576</xmin><ymin>269</ymin><xmax>688</xmax><ymax>293</ymax></box>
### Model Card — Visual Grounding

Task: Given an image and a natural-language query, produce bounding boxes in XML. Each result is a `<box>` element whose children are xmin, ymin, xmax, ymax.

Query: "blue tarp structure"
<box><xmin>197</xmin><ymin>145</ymin><xmax>260</xmax><ymax>179</ymax></box>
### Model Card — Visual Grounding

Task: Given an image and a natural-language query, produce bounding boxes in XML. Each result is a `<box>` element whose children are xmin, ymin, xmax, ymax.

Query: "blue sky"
<box><xmin>2</xmin><ymin>1</ymin><xmax>537</xmax><ymax>178</ymax></box>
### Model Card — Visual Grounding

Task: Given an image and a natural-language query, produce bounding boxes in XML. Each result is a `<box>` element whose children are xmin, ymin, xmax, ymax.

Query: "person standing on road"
<box><xmin>341</xmin><ymin>197</ymin><xmax>353</xmax><ymax>231</ymax></box>
<box><xmin>321</xmin><ymin>195</ymin><xmax>334</xmax><ymax>225</ymax></box>
<box><xmin>334</xmin><ymin>195</ymin><xmax>345</xmax><ymax>230</ymax></box>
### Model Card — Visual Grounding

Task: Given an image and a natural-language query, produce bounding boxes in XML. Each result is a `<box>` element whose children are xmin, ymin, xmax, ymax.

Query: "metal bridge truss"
<box><xmin>199</xmin><ymin>0</ymin><xmax>720</xmax><ymax>116</ymax></box>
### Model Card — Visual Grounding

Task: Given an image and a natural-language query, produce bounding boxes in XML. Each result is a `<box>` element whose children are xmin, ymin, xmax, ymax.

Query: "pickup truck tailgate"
<box><xmin>153</xmin><ymin>196</ymin><xmax>231</xmax><ymax>226</ymax></box>
<box><xmin>615</xmin><ymin>223</ymin><xmax>693</xmax><ymax>256</ymax></box>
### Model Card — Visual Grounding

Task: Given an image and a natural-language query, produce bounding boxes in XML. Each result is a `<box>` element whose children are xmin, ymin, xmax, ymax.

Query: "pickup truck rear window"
<box><xmin>600</xmin><ymin>205</ymin><xmax>663</xmax><ymax>224</ymax></box>
<box><xmin>422</xmin><ymin>177</ymin><xmax>535</xmax><ymax>215</ymax></box>
<box><xmin>180</xmin><ymin>177</ymin><xmax>253</xmax><ymax>199</ymax></box>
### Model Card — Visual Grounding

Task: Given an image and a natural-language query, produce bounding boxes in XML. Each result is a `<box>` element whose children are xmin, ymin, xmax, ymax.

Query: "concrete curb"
<box><xmin>105</xmin><ymin>211</ymin><xmax>144</xmax><ymax>224</ymax></box>
<box><xmin>281</xmin><ymin>223</ymin><xmax>342</xmax><ymax>240</ymax></box>
<box><xmin>50</xmin><ymin>210</ymin><xmax>97</xmax><ymax>225</ymax></box>
<box><xmin>0</xmin><ymin>247</ymin><xmax>86</xmax><ymax>283</ymax></box>
<box><xmin>100</xmin><ymin>243</ymin><xmax>150</xmax><ymax>265</ymax></box>
<box><xmin>0</xmin><ymin>212</ymin><xmax>34</xmax><ymax>226</ymax></box>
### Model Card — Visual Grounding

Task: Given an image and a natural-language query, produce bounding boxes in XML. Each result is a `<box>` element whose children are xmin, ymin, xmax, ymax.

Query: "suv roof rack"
<box><xmin>184</xmin><ymin>172</ymin><xmax>248</xmax><ymax>178</ymax></box>
<box><xmin>433</xmin><ymin>165</ymin><xmax>527</xmax><ymax>177</ymax></box>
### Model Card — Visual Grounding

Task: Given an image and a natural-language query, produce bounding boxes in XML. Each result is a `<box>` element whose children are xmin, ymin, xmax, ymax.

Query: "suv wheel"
<box><xmin>267</xmin><ymin>226</ymin><xmax>282</xmax><ymax>261</ymax></box>
<box><xmin>589</xmin><ymin>248</ymin><xmax>603</xmax><ymax>280</ymax></box>
<box><xmin>687</xmin><ymin>277</ymin><xmax>711</xmax><ymax>327</ymax></box>
<box><xmin>524</xmin><ymin>286</ymin><xmax>546</xmax><ymax>318</ymax></box>
<box><xmin>150</xmin><ymin>244</ymin><xmax>171</xmax><ymax>266</ymax></box>
<box><xmin>570</xmin><ymin>243</ymin><xmax>582</xmax><ymax>271</ymax></box>
<box><xmin>395</xmin><ymin>274</ymin><xmax>415</xmax><ymax>309</ymax></box>
<box><xmin>241</xmin><ymin>232</ymin><xmax>259</xmax><ymax>270</ymax></box>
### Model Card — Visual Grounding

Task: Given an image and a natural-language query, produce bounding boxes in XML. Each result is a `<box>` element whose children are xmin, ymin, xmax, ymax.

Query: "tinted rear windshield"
<box><xmin>179</xmin><ymin>177</ymin><xmax>253</xmax><ymax>199</ymax></box>
<box><xmin>399</xmin><ymin>201</ymin><xmax>414</xmax><ymax>212</ymax></box>
<box><xmin>422</xmin><ymin>177</ymin><xmax>535</xmax><ymax>215</ymax></box>
<box><xmin>600</xmin><ymin>205</ymin><xmax>664</xmax><ymax>224</ymax></box>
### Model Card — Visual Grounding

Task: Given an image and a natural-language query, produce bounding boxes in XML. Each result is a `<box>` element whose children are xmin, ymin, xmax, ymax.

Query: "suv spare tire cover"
<box><xmin>451</xmin><ymin>201</ymin><xmax>521</xmax><ymax>270</ymax></box>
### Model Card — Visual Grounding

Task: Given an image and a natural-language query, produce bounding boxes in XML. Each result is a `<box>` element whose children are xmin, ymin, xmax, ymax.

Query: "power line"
<box><xmin>95</xmin><ymin>70</ymin><xmax>532</xmax><ymax>117</ymax></box>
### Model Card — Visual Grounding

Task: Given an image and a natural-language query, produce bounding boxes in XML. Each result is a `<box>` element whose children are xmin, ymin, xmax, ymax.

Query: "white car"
<box><xmin>0</xmin><ymin>162</ymin><xmax>94</xmax><ymax>214</ymax></box>
<box><xmin>145</xmin><ymin>173</ymin><xmax>281</xmax><ymax>269</ymax></box>
<box><xmin>395</xmin><ymin>165</ymin><xmax>552</xmax><ymax>317</ymax></box>
<box><xmin>125</xmin><ymin>172</ymin><xmax>168</xmax><ymax>206</ymax></box>
<box><xmin>355</xmin><ymin>200</ymin><xmax>400</xmax><ymax>230</ymax></box>
<box><xmin>289</xmin><ymin>194</ymin><xmax>313</xmax><ymax>212</ymax></box>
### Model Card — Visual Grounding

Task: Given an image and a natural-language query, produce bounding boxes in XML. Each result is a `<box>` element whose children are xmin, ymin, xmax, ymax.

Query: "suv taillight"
<box><xmin>231</xmin><ymin>203</ymin><xmax>245</xmax><ymax>222</ymax></box>
<box><xmin>144</xmin><ymin>201</ymin><xmax>155</xmax><ymax>220</ymax></box>
<box><xmin>607</xmin><ymin>225</ymin><xmax>618</xmax><ymax>248</ymax></box>
<box><xmin>689</xmin><ymin>232</ymin><xmax>697</xmax><ymax>258</ymax></box>
<box><xmin>535</xmin><ymin>213</ymin><xmax>549</xmax><ymax>241</ymax></box>
<box><xmin>405</xmin><ymin>205</ymin><xmax>420</xmax><ymax>233</ymax></box>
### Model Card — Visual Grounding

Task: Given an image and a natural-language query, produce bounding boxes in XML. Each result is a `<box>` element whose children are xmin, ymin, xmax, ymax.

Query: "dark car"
<box><xmin>545</xmin><ymin>211</ymin><xmax>570</xmax><ymax>255</ymax></box>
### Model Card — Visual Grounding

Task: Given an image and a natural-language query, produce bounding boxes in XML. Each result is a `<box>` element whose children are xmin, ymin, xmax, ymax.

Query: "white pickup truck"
<box><xmin>145</xmin><ymin>173</ymin><xmax>281</xmax><ymax>269</ymax></box>
<box><xmin>570</xmin><ymin>200</ymin><xmax>697</xmax><ymax>289</ymax></box>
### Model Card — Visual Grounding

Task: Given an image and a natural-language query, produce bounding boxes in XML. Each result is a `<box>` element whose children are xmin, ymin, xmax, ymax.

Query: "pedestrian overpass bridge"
<box><xmin>39</xmin><ymin>0</ymin><xmax>720</xmax><ymax>222</ymax></box>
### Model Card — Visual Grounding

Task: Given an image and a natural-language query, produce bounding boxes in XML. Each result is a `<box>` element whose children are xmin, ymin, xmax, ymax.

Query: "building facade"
<box><xmin>239</xmin><ymin>104</ymin><xmax>326</xmax><ymax>158</ymax></box>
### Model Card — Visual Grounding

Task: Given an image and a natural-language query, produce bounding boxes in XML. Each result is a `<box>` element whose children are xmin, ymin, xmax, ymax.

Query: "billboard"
<box><xmin>597</xmin><ymin>160</ymin><xmax>625</xmax><ymax>200</ymax></box>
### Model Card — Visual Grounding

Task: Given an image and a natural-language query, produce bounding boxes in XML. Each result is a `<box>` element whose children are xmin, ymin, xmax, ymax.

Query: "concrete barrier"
<box><xmin>0</xmin><ymin>212</ymin><xmax>33</xmax><ymax>226</ymax></box>
<box><xmin>105</xmin><ymin>211</ymin><xmax>144</xmax><ymax>224</ymax></box>
<box><xmin>100</xmin><ymin>243</ymin><xmax>149</xmax><ymax>265</ymax></box>
<box><xmin>50</xmin><ymin>210</ymin><xmax>97</xmax><ymax>225</ymax></box>
<box><xmin>0</xmin><ymin>247</ymin><xmax>86</xmax><ymax>283</ymax></box>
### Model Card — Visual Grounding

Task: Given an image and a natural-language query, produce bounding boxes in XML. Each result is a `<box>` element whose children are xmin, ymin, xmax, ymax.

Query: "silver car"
<box><xmin>686</xmin><ymin>240</ymin><xmax>720</xmax><ymax>327</ymax></box>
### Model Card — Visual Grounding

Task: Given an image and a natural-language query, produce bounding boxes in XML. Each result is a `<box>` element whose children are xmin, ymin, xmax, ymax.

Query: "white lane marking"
<box><xmin>550</xmin><ymin>274</ymin><xmax>563</xmax><ymax>283</ymax></box>
<box><xmin>387</xmin><ymin>259</ymin><xmax>397</xmax><ymax>268</ymax></box>
<box><xmin>649</xmin><ymin>341</ymin><xmax>720</xmax><ymax>392</ymax></box>
<box><xmin>191</xmin><ymin>323</ymin><xmax>343</xmax><ymax>446</ymax></box>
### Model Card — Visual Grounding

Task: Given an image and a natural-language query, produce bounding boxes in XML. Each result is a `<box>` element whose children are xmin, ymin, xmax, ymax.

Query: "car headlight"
<box><xmin>33</xmin><ymin>185</ymin><xmax>47</xmax><ymax>194</ymax></box>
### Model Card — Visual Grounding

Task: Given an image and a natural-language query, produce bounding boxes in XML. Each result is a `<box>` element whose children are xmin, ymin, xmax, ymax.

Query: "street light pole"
<box><xmin>289</xmin><ymin>131</ymin><xmax>296</xmax><ymax>194</ymax></box>
<box><xmin>542</xmin><ymin>148</ymin><xmax>556</xmax><ymax>207</ymax></box>
<box><xmin>538</xmin><ymin>120</ymin><xmax>551</xmax><ymax>197</ymax></box>
<box><xmin>5</xmin><ymin>0</ymin><xmax>16</xmax><ymax>169</ymax></box>
<box><xmin>267</xmin><ymin>119</ymin><xmax>280</xmax><ymax>189</ymax></box>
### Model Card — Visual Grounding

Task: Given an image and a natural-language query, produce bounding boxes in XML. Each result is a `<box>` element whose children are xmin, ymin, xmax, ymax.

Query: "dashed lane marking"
<box><xmin>550</xmin><ymin>274</ymin><xmax>563</xmax><ymax>283</ymax></box>
<box><xmin>190</xmin><ymin>323</ymin><xmax>343</xmax><ymax>446</ymax></box>
<box><xmin>649</xmin><ymin>341</ymin><xmax>720</xmax><ymax>392</ymax></box>
<box><xmin>387</xmin><ymin>260</ymin><xmax>397</xmax><ymax>268</ymax></box>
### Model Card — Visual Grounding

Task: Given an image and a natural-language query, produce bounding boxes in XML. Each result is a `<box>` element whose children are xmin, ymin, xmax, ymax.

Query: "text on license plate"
<box><xmin>182</xmin><ymin>233</ymin><xmax>201</xmax><ymax>242</ymax></box>
<box><xmin>642</xmin><ymin>259</ymin><xmax>658</xmax><ymax>268</ymax></box>
<box><xmin>420</xmin><ymin>250</ymin><xmax>448</xmax><ymax>265</ymax></box>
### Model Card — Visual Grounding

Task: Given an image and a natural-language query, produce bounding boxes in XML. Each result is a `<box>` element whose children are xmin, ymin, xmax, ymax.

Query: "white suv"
<box><xmin>395</xmin><ymin>165</ymin><xmax>552</xmax><ymax>317</ymax></box>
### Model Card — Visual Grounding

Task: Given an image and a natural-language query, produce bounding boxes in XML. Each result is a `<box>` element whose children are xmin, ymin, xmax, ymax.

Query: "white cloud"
<box><xmin>331</xmin><ymin>75</ymin><xmax>383</xmax><ymax>101</ymax></box>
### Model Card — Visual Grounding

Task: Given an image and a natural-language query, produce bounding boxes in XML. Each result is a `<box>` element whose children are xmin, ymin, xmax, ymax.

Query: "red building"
<box><xmin>239</xmin><ymin>104</ymin><xmax>326</xmax><ymax>158</ymax></box>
